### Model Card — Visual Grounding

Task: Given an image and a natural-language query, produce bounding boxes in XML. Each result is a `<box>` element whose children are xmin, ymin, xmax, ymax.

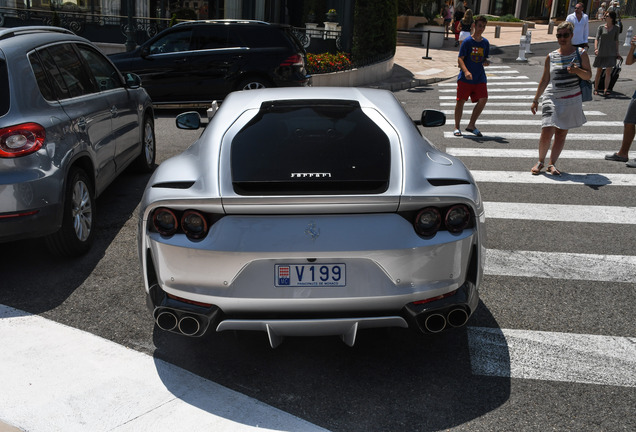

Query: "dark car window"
<box><xmin>149</xmin><ymin>29</ymin><xmax>193</xmax><ymax>54</ymax></box>
<box><xmin>192</xmin><ymin>26</ymin><xmax>229</xmax><ymax>50</ymax></box>
<box><xmin>28</xmin><ymin>52</ymin><xmax>56</xmax><ymax>101</ymax></box>
<box><xmin>231</xmin><ymin>25</ymin><xmax>291</xmax><ymax>48</ymax></box>
<box><xmin>0</xmin><ymin>60</ymin><xmax>9</xmax><ymax>116</ymax></box>
<box><xmin>76</xmin><ymin>45</ymin><xmax>122</xmax><ymax>91</ymax></box>
<box><xmin>37</xmin><ymin>44</ymin><xmax>97</xmax><ymax>99</ymax></box>
<box><xmin>231</xmin><ymin>100</ymin><xmax>391</xmax><ymax>195</ymax></box>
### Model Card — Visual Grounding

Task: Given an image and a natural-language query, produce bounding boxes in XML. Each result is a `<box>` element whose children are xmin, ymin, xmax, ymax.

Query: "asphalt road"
<box><xmin>1</xmin><ymin>59</ymin><xmax>635</xmax><ymax>431</ymax></box>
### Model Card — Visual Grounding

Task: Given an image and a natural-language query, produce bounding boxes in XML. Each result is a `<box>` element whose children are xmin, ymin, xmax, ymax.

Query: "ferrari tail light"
<box><xmin>280</xmin><ymin>54</ymin><xmax>303</xmax><ymax>67</ymax></box>
<box><xmin>414</xmin><ymin>207</ymin><xmax>441</xmax><ymax>237</ymax></box>
<box><xmin>150</xmin><ymin>208</ymin><xmax>221</xmax><ymax>240</ymax></box>
<box><xmin>0</xmin><ymin>123</ymin><xmax>46</xmax><ymax>158</ymax></box>
<box><xmin>181</xmin><ymin>210</ymin><xmax>208</xmax><ymax>239</ymax></box>
<box><xmin>445</xmin><ymin>204</ymin><xmax>471</xmax><ymax>233</ymax></box>
<box><xmin>408</xmin><ymin>204</ymin><xmax>474</xmax><ymax>237</ymax></box>
<box><xmin>152</xmin><ymin>208</ymin><xmax>178</xmax><ymax>236</ymax></box>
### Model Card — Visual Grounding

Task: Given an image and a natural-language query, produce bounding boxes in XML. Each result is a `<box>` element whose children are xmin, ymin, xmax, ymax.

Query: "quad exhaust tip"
<box><xmin>155</xmin><ymin>309</ymin><xmax>203</xmax><ymax>336</ymax></box>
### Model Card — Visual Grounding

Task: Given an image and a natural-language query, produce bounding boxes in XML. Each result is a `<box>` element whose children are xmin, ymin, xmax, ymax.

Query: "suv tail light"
<box><xmin>0</xmin><ymin>123</ymin><xmax>45</xmax><ymax>158</ymax></box>
<box><xmin>280</xmin><ymin>54</ymin><xmax>304</xmax><ymax>67</ymax></box>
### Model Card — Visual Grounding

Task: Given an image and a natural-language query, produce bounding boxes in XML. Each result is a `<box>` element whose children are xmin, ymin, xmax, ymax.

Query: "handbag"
<box><xmin>618</xmin><ymin>19</ymin><xmax>623</xmax><ymax>33</ymax></box>
<box><xmin>575</xmin><ymin>48</ymin><xmax>593</xmax><ymax>102</ymax></box>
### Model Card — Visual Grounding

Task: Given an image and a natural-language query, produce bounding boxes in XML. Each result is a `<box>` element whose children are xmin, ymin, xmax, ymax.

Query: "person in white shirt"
<box><xmin>566</xmin><ymin>3</ymin><xmax>590</xmax><ymax>48</ymax></box>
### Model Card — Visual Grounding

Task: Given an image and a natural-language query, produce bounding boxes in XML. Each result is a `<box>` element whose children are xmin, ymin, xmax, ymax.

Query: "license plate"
<box><xmin>275</xmin><ymin>264</ymin><xmax>346</xmax><ymax>287</ymax></box>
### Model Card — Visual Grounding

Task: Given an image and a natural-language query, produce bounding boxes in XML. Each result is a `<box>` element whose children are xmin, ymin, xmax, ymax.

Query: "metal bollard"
<box><xmin>521</xmin><ymin>23</ymin><xmax>528</xmax><ymax>36</ymax></box>
<box><xmin>624</xmin><ymin>26</ymin><xmax>633</xmax><ymax>46</ymax></box>
<box><xmin>548</xmin><ymin>21</ymin><xmax>554</xmax><ymax>35</ymax></box>
<box><xmin>516</xmin><ymin>35</ymin><xmax>527</xmax><ymax>61</ymax></box>
<box><xmin>495</xmin><ymin>25</ymin><xmax>501</xmax><ymax>38</ymax></box>
<box><xmin>525</xmin><ymin>30</ymin><xmax>533</xmax><ymax>54</ymax></box>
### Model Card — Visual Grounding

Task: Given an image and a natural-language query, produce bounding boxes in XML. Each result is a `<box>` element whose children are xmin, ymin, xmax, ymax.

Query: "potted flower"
<box><xmin>418</xmin><ymin>4</ymin><xmax>444</xmax><ymax>49</ymax></box>
<box><xmin>326</xmin><ymin>8</ymin><xmax>337</xmax><ymax>22</ymax></box>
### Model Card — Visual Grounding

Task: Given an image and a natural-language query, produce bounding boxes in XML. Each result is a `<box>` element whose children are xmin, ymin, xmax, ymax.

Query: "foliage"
<box><xmin>306</xmin><ymin>52</ymin><xmax>353</xmax><ymax>74</ymax></box>
<box><xmin>485</xmin><ymin>14</ymin><xmax>522</xmax><ymax>22</ymax></box>
<box><xmin>352</xmin><ymin>0</ymin><xmax>397</xmax><ymax>61</ymax></box>
<box><xmin>398</xmin><ymin>0</ymin><xmax>427</xmax><ymax>16</ymax></box>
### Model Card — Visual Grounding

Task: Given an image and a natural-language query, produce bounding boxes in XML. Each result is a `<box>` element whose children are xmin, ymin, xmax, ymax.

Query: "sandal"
<box><xmin>453</xmin><ymin>129</ymin><xmax>462</xmax><ymax>137</ymax></box>
<box><xmin>531</xmin><ymin>161</ymin><xmax>544</xmax><ymax>175</ymax></box>
<box><xmin>604</xmin><ymin>90</ymin><xmax>611</xmax><ymax>96</ymax></box>
<box><xmin>546</xmin><ymin>164</ymin><xmax>561</xmax><ymax>176</ymax></box>
<box><xmin>594</xmin><ymin>89</ymin><xmax>599</xmax><ymax>95</ymax></box>
<box><xmin>465</xmin><ymin>127</ymin><xmax>483</xmax><ymax>137</ymax></box>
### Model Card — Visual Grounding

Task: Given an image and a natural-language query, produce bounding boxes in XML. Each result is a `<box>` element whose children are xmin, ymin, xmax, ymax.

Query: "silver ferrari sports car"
<box><xmin>138</xmin><ymin>87</ymin><xmax>485</xmax><ymax>347</ymax></box>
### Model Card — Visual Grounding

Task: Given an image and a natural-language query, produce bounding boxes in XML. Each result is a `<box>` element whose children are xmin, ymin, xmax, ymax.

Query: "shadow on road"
<box><xmin>151</xmin><ymin>302</ymin><xmax>510</xmax><ymax>432</ymax></box>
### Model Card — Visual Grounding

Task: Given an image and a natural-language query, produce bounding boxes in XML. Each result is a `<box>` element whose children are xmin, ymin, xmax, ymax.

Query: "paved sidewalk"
<box><xmin>374</xmin><ymin>23</ymin><xmax>558</xmax><ymax>90</ymax></box>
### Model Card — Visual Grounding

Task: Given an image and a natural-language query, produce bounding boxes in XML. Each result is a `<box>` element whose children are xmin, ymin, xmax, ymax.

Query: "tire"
<box><xmin>238</xmin><ymin>78</ymin><xmax>270</xmax><ymax>91</ymax></box>
<box><xmin>132</xmin><ymin>115</ymin><xmax>156</xmax><ymax>173</ymax></box>
<box><xmin>45</xmin><ymin>168</ymin><xmax>95</xmax><ymax>257</ymax></box>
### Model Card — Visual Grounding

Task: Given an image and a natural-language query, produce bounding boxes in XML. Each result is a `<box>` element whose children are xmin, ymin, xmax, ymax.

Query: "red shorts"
<box><xmin>457</xmin><ymin>81</ymin><xmax>488</xmax><ymax>103</ymax></box>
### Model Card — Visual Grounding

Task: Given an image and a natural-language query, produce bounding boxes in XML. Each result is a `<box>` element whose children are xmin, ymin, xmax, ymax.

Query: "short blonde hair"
<box><xmin>557</xmin><ymin>21</ymin><xmax>574</xmax><ymax>33</ymax></box>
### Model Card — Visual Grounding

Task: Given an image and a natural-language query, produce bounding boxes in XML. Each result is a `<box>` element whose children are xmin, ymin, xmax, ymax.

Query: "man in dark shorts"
<box><xmin>454</xmin><ymin>14</ymin><xmax>490</xmax><ymax>137</ymax></box>
<box><xmin>605</xmin><ymin>35</ymin><xmax>636</xmax><ymax>167</ymax></box>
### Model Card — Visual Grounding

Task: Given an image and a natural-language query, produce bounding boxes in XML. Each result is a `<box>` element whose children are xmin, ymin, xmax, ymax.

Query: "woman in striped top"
<box><xmin>530</xmin><ymin>21</ymin><xmax>592</xmax><ymax>175</ymax></box>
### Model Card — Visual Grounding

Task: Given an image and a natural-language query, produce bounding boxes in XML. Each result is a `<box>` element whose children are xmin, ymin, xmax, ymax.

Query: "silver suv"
<box><xmin>0</xmin><ymin>26</ymin><xmax>155</xmax><ymax>256</ymax></box>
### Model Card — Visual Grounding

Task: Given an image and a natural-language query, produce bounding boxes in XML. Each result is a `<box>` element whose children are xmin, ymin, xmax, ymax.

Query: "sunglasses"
<box><xmin>556</xmin><ymin>33</ymin><xmax>571</xmax><ymax>38</ymax></box>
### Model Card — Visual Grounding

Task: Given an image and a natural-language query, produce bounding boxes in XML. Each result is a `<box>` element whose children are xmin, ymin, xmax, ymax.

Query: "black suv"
<box><xmin>109</xmin><ymin>20</ymin><xmax>311</xmax><ymax>104</ymax></box>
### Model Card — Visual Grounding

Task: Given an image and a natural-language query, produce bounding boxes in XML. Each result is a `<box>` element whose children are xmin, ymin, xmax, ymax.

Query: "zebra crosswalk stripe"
<box><xmin>443</xmin><ymin>110</ymin><xmax>606</xmax><ymax>116</ymax></box>
<box><xmin>486</xmin><ymin>249</ymin><xmax>636</xmax><ymax>282</ymax></box>
<box><xmin>468</xmin><ymin>327</ymin><xmax>636</xmax><ymax>388</ymax></box>
<box><xmin>446</xmin><ymin>148</ymin><xmax>612</xmax><ymax>158</ymax></box>
<box><xmin>443</xmin><ymin>131</ymin><xmax>623</xmax><ymax>140</ymax></box>
<box><xmin>484</xmin><ymin>201</ymin><xmax>636</xmax><ymax>223</ymax></box>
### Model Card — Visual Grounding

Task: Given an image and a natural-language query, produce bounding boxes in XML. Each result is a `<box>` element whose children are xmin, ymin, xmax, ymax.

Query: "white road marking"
<box><xmin>484</xmin><ymin>201</ymin><xmax>636</xmax><ymax>223</ymax></box>
<box><xmin>439</xmin><ymin>87</ymin><xmax>537</xmax><ymax>92</ymax></box>
<box><xmin>442</xmin><ymin>110</ymin><xmax>605</xmax><ymax>116</ymax></box>
<box><xmin>468</xmin><ymin>327</ymin><xmax>636</xmax><ymax>388</ymax></box>
<box><xmin>446</xmin><ymin>148</ymin><xmax>612</xmax><ymax>158</ymax></box>
<box><xmin>444</xmin><ymin>131</ymin><xmax>623</xmax><ymax>140</ymax></box>
<box><xmin>484</xmin><ymin>66</ymin><xmax>513</xmax><ymax>69</ymax></box>
<box><xmin>439</xmin><ymin>82</ymin><xmax>538</xmax><ymax>86</ymax></box>
<box><xmin>472</xmin><ymin>171</ymin><xmax>636</xmax><ymax>186</ymax></box>
<box><xmin>439</xmin><ymin>95</ymin><xmax>535</xmax><ymax>99</ymax></box>
<box><xmin>0</xmin><ymin>305</ymin><xmax>329</xmax><ymax>432</ymax></box>
<box><xmin>486</xmin><ymin>75</ymin><xmax>530</xmax><ymax>79</ymax></box>
<box><xmin>440</xmin><ymin>102</ymin><xmax>539</xmax><ymax>106</ymax></box>
<box><xmin>486</xmin><ymin>249</ymin><xmax>636</xmax><ymax>283</ymax></box>
<box><xmin>456</xmin><ymin>119</ymin><xmax>623</xmax><ymax>126</ymax></box>
<box><xmin>482</xmin><ymin>70</ymin><xmax>521</xmax><ymax>73</ymax></box>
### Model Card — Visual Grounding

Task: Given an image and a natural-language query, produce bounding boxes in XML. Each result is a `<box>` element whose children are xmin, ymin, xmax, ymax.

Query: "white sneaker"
<box><xmin>626</xmin><ymin>159</ymin><xmax>636</xmax><ymax>168</ymax></box>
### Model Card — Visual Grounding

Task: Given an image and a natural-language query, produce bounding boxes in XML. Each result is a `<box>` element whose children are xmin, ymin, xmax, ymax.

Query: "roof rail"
<box><xmin>0</xmin><ymin>26</ymin><xmax>75</xmax><ymax>42</ymax></box>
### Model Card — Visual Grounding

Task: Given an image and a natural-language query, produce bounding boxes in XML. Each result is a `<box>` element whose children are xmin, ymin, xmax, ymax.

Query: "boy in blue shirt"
<box><xmin>454</xmin><ymin>15</ymin><xmax>490</xmax><ymax>137</ymax></box>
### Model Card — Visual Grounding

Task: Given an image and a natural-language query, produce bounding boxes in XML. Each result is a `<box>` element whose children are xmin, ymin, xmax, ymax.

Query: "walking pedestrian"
<box><xmin>593</xmin><ymin>11</ymin><xmax>621</xmax><ymax>96</ymax></box>
<box><xmin>458</xmin><ymin>9</ymin><xmax>474</xmax><ymax>45</ymax></box>
<box><xmin>566</xmin><ymin>3</ymin><xmax>590</xmax><ymax>49</ymax></box>
<box><xmin>442</xmin><ymin>1</ymin><xmax>453</xmax><ymax>40</ymax></box>
<box><xmin>452</xmin><ymin>5</ymin><xmax>465</xmax><ymax>47</ymax></box>
<box><xmin>605</xmin><ymin>35</ymin><xmax>636</xmax><ymax>167</ymax></box>
<box><xmin>530</xmin><ymin>21</ymin><xmax>591</xmax><ymax>175</ymax></box>
<box><xmin>453</xmin><ymin>15</ymin><xmax>490</xmax><ymax>137</ymax></box>
<box><xmin>597</xmin><ymin>2</ymin><xmax>607</xmax><ymax>20</ymax></box>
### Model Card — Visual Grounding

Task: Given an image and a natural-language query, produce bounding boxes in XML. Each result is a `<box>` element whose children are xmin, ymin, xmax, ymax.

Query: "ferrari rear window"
<box><xmin>231</xmin><ymin>100</ymin><xmax>391</xmax><ymax>195</ymax></box>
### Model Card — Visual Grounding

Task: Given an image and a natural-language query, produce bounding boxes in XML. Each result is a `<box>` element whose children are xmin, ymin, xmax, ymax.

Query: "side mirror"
<box><xmin>176</xmin><ymin>112</ymin><xmax>202</xmax><ymax>130</ymax></box>
<box><xmin>420</xmin><ymin>110</ymin><xmax>446</xmax><ymax>127</ymax></box>
<box><xmin>124</xmin><ymin>72</ymin><xmax>142</xmax><ymax>89</ymax></box>
<box><xmin>140</xmin><ymin>46</ymin><xmax>150</xmax><ymax>58</ymax></box>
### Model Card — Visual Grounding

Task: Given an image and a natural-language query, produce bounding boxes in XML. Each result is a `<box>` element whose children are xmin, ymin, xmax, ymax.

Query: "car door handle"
<box><xmin>77</xmin><ymin>117</ymin><xmax>87</xmax><ymax>130</ymax></box>
<box><xmin>173</xmin><ymin>58</ymin><xmax>187</xmax><ymax>63</ymax></box>
<box><xmin>110</xmin><ymin>106</ymin><xmax>118</xmax><ymax>116</ymax></box>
